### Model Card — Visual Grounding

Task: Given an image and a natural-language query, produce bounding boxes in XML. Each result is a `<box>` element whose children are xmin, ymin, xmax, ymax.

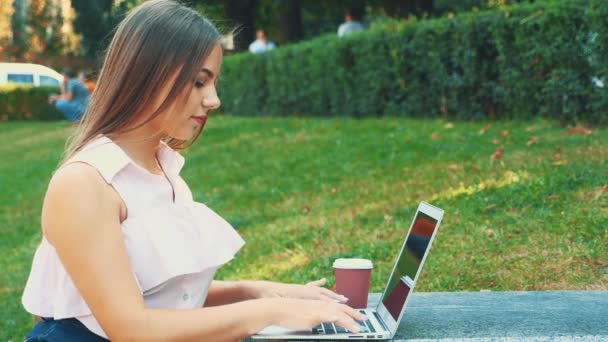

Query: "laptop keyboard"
<box><xmin>312</xmin><ymin>310</ymin><xmax>376</xmax><ymax>335</ymax></box>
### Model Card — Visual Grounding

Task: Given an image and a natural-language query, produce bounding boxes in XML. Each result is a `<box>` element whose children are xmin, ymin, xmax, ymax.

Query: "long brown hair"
<box><xmin>64</xmin><ymin>0</ymin><xmax>221</xmax><ymax>161</ymax></box>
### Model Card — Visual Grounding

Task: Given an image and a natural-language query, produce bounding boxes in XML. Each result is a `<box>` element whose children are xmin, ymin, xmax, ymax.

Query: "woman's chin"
<box><xmin>171</xmin><ymin>127</ymin><xmax>202</xmax><ymax>141</ymax></box>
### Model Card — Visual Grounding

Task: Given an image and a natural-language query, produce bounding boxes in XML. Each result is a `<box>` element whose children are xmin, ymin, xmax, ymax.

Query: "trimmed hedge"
<box><xmin>0</xmin><ymin>85</ymin><xmax>63</xmax><ymax>121</ymax></box>
<box><xmin>219</xmin><ymin>0</ymin><xmax>607</xmax><ymax>123</ymax></box>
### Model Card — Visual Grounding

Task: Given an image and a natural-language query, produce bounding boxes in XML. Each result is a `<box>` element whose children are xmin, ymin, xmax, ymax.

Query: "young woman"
<box><xmin>22</xmin><ymin>1</ymin><xmax>365</xmax><ymax>341</ymax></box>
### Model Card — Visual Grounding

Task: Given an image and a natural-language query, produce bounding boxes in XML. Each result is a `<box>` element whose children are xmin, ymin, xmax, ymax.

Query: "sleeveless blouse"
<box><xmin>22</xmin><ymin>135</ymin><xmax>245</xmax><ymax>338</ymax></box>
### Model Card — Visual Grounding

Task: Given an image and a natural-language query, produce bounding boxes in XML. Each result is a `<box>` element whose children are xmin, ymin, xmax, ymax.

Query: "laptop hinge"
<box><xmin>373</xmin><ymin>311</ymin><xmax>389</xmax><ymax>332</ymax></box>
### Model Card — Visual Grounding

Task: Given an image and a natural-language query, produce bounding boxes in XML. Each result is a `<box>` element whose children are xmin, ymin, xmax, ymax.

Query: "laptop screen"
<box><xmin>380</xmin><ymin>211</ymin><xmax>439</xmax><ymax>320</ymax></box>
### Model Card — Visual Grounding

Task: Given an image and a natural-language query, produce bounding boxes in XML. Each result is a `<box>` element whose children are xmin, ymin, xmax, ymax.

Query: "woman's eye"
<box><xmin>195</xmin><ymin>80</ymin><xmax>205</xmax><ymax>88</ymax></box>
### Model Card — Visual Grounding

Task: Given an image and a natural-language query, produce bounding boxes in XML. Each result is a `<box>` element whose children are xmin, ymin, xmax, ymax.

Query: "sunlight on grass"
<box><xmin>237</xmin><ymin>247</ymin><xmax>311</xmax><ymax>280</ymax></box>
<box><xmin>432</xmin><ymin>170</ymin><xmax>531</xmax><ymax>201</ymax></box>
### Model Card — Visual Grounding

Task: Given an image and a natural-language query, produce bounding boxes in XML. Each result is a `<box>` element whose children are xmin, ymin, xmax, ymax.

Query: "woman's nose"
<box><xmin>203</xmin><ymin>88</ymin><xmax>221</xmax><ymax>110</ymax></box>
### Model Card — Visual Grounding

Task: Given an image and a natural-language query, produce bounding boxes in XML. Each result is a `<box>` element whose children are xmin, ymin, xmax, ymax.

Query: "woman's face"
<box><xmin>154</xmin><ymin>43</ymin><xmax>223</xmax><ymax>141</ymax></box>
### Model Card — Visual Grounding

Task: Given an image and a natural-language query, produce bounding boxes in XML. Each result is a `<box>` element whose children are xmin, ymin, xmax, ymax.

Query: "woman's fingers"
<box><xmin>303</xmin><ymin>278</ymin><xmax>348</xmax><ymax>303</ymax></box>
<box><xmin>318</xmin><ymin>287</ymin><xmax>349</xmax><ymax>303</ymax></box>
<box><xmin>306</xmin><ymin>278</ymin><xmax>327</xmax><ymax>287</ymax></box>
<box><xmin>341</xmin><ymin>303</ymin><xmax>367</xmax><ymax>322</ymax></box>
<box><xmin>333</xmin><ymin>314</ymin><xmax>363</xmax><ymax>333</ymax></box>
<box><xmin>304</xmin><ymin>279</ymin><xmax>351</xmax><ymax>303</ymax></box>
<box><xmin>329</xmin><ymin>304</ymin><xmax>367</xmax><ymax>333</ymax></box>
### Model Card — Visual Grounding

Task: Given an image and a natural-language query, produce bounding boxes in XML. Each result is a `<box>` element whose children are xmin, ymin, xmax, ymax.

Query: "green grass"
<box><xmin>1</xmin><ymin>117</ymin><xmax>606</xmax><ymax>339</ymax></box>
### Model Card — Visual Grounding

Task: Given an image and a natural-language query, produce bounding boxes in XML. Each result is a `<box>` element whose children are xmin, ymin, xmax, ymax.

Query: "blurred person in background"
<box><xmin>338</xmin><ymin>8</ymin><xmax>365</xmax><ymax>37</ymax></box>
<box><xmin>78</xmin><ymin>70</ymin><xmax>96</xmax><ymax>94</ymax></box>
<box><xmin>248</xmin><ymin>29</ymin><xmax>277</xmax><ymax>54</ymax></box>
<box><xmin>49</xmin><ymin>68</ymin><xmax>90</xmax><ymax>123</ymax></box>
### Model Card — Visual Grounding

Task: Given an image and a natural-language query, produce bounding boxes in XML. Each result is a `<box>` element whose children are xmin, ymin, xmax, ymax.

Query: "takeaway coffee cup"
<box><xmin>333</xmin><ymin>258</ymin><xmax>373</xmax><ymax>308</ymax></box>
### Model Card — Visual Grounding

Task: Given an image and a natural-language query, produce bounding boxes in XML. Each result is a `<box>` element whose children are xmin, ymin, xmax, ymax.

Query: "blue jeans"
<box><xmin>26</xmin><ymin>317</ymin><xmax>109</xmax><ymax>342</ymax></box>
<box><xmin>55</xmin><ymin>100</ymin><xmax>85</xmax><ymax>123</ymax></box>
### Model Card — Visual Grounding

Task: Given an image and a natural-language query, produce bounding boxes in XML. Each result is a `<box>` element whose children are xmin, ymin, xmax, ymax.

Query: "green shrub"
<box><xmin>0</xmin><ymin>85</ymin><xmax>63</xmax><ymax>121</ymax></box>
<box><xmin>219</xmin><ymin>0</ymin><xmax>607</xmax><ymax>124</ymax></box>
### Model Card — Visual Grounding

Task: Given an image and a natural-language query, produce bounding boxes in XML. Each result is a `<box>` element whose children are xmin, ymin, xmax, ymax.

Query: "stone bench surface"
<box><xmin>371</xmin><ymin>291</ymin><xmax>608</xmax><ymax>341</ymax></box>
<box><xmin>251</xmin><ymin>291</ymin><xmax>607</xmax><ymax>341</ymax></box>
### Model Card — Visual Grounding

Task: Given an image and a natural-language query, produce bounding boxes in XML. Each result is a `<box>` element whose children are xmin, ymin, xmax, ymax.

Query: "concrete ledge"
<box><xmin>247</xmin><ymin>291</ymin><xmax>607</xmax><ymax>341</ymax></box>
<box><xmin>373</xmin><ymin>291</ymin><xmax>608</xmax><ymax>341</ymax></box>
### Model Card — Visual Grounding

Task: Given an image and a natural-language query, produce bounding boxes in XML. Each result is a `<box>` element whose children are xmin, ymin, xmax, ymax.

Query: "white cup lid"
<box><xmin>333</xmin><ymin>258</ymin><xmax>373</xmax><ymax>269</ymax></box>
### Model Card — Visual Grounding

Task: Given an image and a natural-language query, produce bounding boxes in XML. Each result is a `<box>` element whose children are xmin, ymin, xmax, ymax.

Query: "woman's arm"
<box><xmin>206</xmin><ymin>279</ymin><xmax>350</xmax><ymax>307</ymax></box>
<box><xmin>205</xmin><ymin>281</ymin><xmax>254</xmax><ymax>306</ymax></box>
<box><xmin>57</xmin><ymin>79</ymin><xmax>73</xmax><ymax>101</ymax></box>
<box><xmin>44</xmin><ymin>164</ymin><xmax>363</xmax><ymax>341</ymax></box>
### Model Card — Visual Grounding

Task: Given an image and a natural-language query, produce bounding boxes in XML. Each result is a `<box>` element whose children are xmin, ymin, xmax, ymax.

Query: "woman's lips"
<box><xmin>191</xmin><ymin>116</ymin><xmax>207</xmax><ymax>125</ymax></box>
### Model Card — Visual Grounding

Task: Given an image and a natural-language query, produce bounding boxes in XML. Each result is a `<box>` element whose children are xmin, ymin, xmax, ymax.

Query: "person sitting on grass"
<box><xmin>48</xmin><ymin>68</ymin><xmax>90</xmax><ymax>123</ymax></box>
<box><xmin>22</xmin><ymin>0</ymin><xmax>365</xmax><ymax>341</ymax></box>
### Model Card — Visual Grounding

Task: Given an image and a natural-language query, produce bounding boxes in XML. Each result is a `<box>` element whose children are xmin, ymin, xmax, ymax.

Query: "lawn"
<box><xmin>1</xmin><ymin>116</ymin><xmax>606</xmax><ymax>339</ymax></box>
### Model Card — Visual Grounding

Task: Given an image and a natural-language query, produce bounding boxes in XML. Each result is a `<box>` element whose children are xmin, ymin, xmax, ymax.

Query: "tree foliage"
<box><xmin>71</xmin><ymin>0</ymin><xmax>141</xmax><ymax>60</ymax></box>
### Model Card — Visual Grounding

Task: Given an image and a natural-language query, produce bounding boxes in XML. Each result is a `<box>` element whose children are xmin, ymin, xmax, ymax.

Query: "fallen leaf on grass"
<box><xmin>547</xmin><ymin>195</ymin><xmax>560</xmax><ymax>200</ymax></box>
<box><xmin>483</xmin><ymin>204</ymin><xmax>497</xmax><ymax>211</ymax></box>
<box><xmin>491</xmin><ymin>147</ymin><xmax>505</xmax><ymax>160</ymax></box>
<box><xmin>565</xmin><ymin>127</ymin><xmax>593</xmax><ymax>136</ymax></box>
<box><xmin>594</xmin><ymin>186</ymin><xmax>608</xmax><ymax>200</ymax></box>
<box><xmin>526</xmin><ymin>136</ymin><xmax>540</xmax><ymax>146</ymax></box>
<box><xmin>492</xmin><ymin>139</ymin><xmax>500</xmax><ymax>145</ymax></box>
<box><xmin>486</xmin><ymin>229</ymin><xmax>495</xmax><ymax>238</ymax></box>
<box><xmin>552</xmin><ymin>160</ymin><xmax>568</xmax><ymax>166</ymax></box>
<box><xmin>478</xmin><ymin>124</ymin><xmax>492</xmax><ymax>135</ymax></box>
<box><xmin>331</xmin><ymin>188</ymin><xmax>338</xmax><ymax>194</ymax></box>
<box><xmin>499</xmin><ymin>130</ymin><xmax>510</xmax><ymax>137</ymax></box>
<box><xmin>384</xmin><ymin>214</ymin><xmax>394</xmax><ymax>223</ymax></box>
<box><xmin>430</xmin><ymin>132</ymin><xmax>440</xmax><ymax>140</ymax></box>
<box><xmin>579</xmin><ymin>186</ymin><xmax>608</xmax><ymax>201</ymax></box>
<box><xmin>444</xmin><ymin>122</ymin><xmax>454</xmax><ymax>129</ymax></box>
<box><xmin>447</xmin><ymin>164</ymin><xmax>459</xmax><ymax>172</ymax></box>
<box><xmin>302</xmin><ymin>206</ymin><xmax>311</xmax><ymax>214</ymax></box>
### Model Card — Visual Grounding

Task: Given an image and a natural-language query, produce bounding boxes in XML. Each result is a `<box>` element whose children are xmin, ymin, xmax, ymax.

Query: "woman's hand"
<box><xmin>246</xmin><ymin>278</ymin><xmax>349</xmax><ymax>303</ymax></box>
<box><xmin>264</xmin><ymin>297</ymin><xmax>366</xmax><ymax>333</ymax></box>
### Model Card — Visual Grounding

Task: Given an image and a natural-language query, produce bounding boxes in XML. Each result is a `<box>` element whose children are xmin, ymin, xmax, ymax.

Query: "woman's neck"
<box><xmin>112</xmin><ymin>129</ymin><xmax>164</xmax><ymax>175</ymax></box>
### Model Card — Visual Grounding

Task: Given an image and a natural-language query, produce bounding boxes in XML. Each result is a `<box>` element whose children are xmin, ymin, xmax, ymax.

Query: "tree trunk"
<box><xmin>224</xmin><ymin>0</ymin><xmax>258</xmax><ymax>52</ymax></box>
<box><xmin>279</xmin><ymin>0</ymin><xmax>302</xmax><ymax>43</ymax></box>
<box><xmin>11</xmin><ymin>0</ymin><xmax>28</xmax><ymax>58</ymax></box>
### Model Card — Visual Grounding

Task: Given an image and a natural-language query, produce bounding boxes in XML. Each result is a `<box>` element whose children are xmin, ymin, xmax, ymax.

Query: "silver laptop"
<box><xmin>253</xmin><ymin>201</ymin><xmax>444</xmax><ymax>340</ymax></box>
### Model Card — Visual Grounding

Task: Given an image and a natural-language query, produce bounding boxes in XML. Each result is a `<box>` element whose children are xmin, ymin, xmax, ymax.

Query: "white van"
<box><xmin>0</xmin><ymin>63</ymin><xmax>64</xmax><ymax>87</ymax></box>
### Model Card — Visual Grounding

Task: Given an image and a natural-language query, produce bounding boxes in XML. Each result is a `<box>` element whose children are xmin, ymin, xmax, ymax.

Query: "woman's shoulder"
<box><xmin>47</xmin><ymin>137</ymin><xmax>128</xmax><ymax>210</ymax></box>
<box><xmin>60</xmin><ymin>136</ymin><xmax>132</xmax><ymax>184</ymax></box>
<box><xmin>43</xmin><ymin>159</ymin><xmax>124</xmax><ymax>248</ymax></box>
<box><xmin>49</xmin><ymin>162</ymin><xmax>114</xmax><ymax>202</ymax></box>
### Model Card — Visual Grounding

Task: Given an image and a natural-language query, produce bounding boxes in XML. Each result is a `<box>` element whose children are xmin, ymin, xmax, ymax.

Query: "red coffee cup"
<box><xmin>333</xmin><ymin>258</ymin><xmax>373</xmax><ymax>309</ymax></box>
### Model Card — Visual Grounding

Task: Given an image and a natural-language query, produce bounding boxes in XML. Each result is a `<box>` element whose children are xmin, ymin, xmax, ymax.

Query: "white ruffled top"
<box><xmin>22</xmin><ymin>135</ymin><xmax>245</xmax><ymax>338</ymax></box>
